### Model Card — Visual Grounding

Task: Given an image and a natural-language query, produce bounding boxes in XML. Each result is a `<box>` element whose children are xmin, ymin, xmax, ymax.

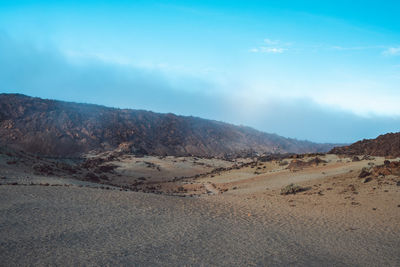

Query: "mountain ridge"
<box><xmin>0</xmin><ymin>93</ymin><xmax>335</xmax><ymax>157</ymax></box>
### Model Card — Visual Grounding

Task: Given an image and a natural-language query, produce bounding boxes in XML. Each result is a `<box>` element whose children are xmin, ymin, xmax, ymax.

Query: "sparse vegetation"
<box><xmin>280</xmin><ymin>183</ymin><xmax>304</xmax><ymax>195</ymax></box>
<box><xmin>177</xmin><ymin>186</ymin><xmax>186</xmax><ymax>192</ymax></box>
<box><xmin>279</xmin><ymin>160</ymin><xmax>289</xmax><ymax>166</ymax></box>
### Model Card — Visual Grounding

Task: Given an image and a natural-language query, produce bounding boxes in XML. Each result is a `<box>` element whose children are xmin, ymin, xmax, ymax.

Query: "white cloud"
<box><xmin>264</xmin><ymin>38</ymin><xmax>279</xmax><ymax>45</ymax></box>
<box><xmin>234</xmin><ymin>76</ymin><xmax>400</xmax><ymax>118</ymax></box>
<box><xmin>250</xmin><ymin>38</ymin><xmax>290</xmax><ymax>54</ymax></box>
<box><xmin>330</xmin><ymin>45</ymin><xmax>386</xmax><ymax>51</ymax></box>
<box><xmin>383</xmin><ymin>47</ymin><xmax>400</xmax><ymax>56</ymax></box>
<box><xmin>313</xmin><ymin>92</ymin><xmax>400</xmax><ymax>117</ymax></box>
<box><xmin>308</xmin><ymin>82</ymin><xmax>400</xmax><ymax>117</ymax></box>
<box><xmin>260</xmin><ymin>47</ymin><xmax>286</xmax><ymax>53</ymax></box>
<box><xmin>250</xmin><ymin>47</ymin><xmax>285</xmax><ymax>53</ymax></box>
<box><xmin>331</xmin><ymin>46</ymin><xmax>367</xmax><ymax>51</ymax></box>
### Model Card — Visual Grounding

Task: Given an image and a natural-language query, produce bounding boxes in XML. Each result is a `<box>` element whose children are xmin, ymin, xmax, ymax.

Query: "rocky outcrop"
<box><xmin>286</xmin><ymin>157</ymin><xmax>327</xmax><ymax>171</ymax></box>
<box><xmin>330</xmin><ymin>133</ymin><xmax>400</xmax><ymax>157</ymax></box>
<box><xmin>372</xmin><ymin>160</ymin><xmax>400</xmax><ymax>177</ymax></box>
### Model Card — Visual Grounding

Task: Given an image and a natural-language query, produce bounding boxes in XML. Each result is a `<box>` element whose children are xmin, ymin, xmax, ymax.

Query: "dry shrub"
<box><xmin>280</xmin><ymin>183</ymin><xmax>304</xmax><ymax>195</ymax></box>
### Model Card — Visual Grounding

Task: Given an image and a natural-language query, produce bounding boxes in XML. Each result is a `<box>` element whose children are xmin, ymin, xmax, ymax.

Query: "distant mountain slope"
<box><xmin>330</xmin><ymin>132</ymin><xmax>400</xmax><ymax>157</ymax></box>
<box><xmin>0</xmin><ymin>94</ymin><xmax>333</xmax><ymax>157</ymax></box>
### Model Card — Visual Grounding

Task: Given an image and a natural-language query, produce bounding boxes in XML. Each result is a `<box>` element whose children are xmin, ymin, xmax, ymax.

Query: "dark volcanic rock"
<box><xmin>94</xmin><ymin>164</ymin><xmax>118</xmax><ymax>173</ymax></box>
<box><xmin>0</xmin><ymin>94</ymin><xmax>333</xmax><ymax>157</ymax></box>
<box><xmin>286</xmin><ymin>160</ymin><xmax>308</xmax><ymax>171</ymax></box>
<box><xmin>85</xmin><ymin>172</ymin><xmax>100</xmax><ymax>182</ymax></box>
<box><xmin>371</xmin><ymin>161</ymin><xmax>400</xmax><ymax>177</ymax></box>
<box><xmin>308</xmin><ymin>157</ymin><xmax>327</xmax><ymax>166</ymax></box>
<box><xmin>286</xmin><ymin>157</ymin><xmax>327</xmax><ymax>171</ymax></box>
<box><xmin>32</xmin><ymin>163</ymin><xmax>54</xmax><ymax>175</ymax></box>
<box><xmin>330</xmin><ymin>132</ymin><xmax>400</xmax><ymax>157</ymax></box>
<box><xmin>358</xmin><ymin>167</ymin><xmax>371</xmax><ymax>178</ymax></box>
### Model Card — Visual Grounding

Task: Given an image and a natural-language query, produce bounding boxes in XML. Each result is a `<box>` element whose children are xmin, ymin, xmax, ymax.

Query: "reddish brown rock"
<box><xmin>330</xmin><ymin>132</ymin><xmax>400</xmax><ymax>157</ymax></box>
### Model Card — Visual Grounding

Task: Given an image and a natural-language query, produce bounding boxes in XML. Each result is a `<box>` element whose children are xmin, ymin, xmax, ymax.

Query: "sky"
<box><xmin>0</xmin><ymin>0</ymin><xmax>399</xmax><ymax>143</ymax></box>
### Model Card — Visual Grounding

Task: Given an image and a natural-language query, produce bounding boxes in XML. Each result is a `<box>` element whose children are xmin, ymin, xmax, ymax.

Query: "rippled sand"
<box><xmin>1</xmin><ymin>185</ymin><xmax>399</xmax><ymax>266</ymax></box>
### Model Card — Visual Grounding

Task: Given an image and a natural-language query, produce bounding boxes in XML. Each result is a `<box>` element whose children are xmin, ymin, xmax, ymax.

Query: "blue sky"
<box><xmin>0</xmin><ymin>0</ymin><xmax>399</xmax><ymax>143</ymax></box>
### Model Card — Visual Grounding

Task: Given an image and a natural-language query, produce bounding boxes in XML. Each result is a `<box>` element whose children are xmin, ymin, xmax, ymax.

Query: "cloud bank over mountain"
<box><xmin>1</xmin><ymin>33</ymin><xmax>399</xmax><ymax>143</ymax></box>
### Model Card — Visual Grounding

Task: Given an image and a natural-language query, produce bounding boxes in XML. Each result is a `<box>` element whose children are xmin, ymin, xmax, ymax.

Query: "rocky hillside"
<box><xmin>330</xmin><ymin>132</ymin><xmax>400</xmax><ymax>157</ymax></box>
<box><xmin>0</xmin><ymin>94</ymin><xmax>333</xmax><ymax>157</ymax></box>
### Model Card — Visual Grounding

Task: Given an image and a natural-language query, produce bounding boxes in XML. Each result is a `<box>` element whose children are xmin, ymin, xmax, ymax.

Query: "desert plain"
<box><xmin>0</xmin><ymin>149</ymin><xmax>399</xmax><ymax>266</ymax></box>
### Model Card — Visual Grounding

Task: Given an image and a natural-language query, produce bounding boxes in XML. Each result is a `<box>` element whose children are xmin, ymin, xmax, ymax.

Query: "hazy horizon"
<box><xmin>1</xmin><ymin>0</ymin><xmax>399</xmax><ymax>143</ymax></box>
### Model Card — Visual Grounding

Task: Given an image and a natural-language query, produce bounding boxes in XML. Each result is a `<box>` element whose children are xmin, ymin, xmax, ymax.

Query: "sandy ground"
<box><xmin>114</xmin><ymin>155</ymin><xmax>240</xmax><ymax>181</ymax></box>
<box><xmin>0</xmin><ymin>153</ymin><xmax>399</xmax><ymax>266</ymax></box>
<box><xmin>1</xmin><ymin>186</ymin><xmax>399</xmax><ymax>266</ymax></box>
